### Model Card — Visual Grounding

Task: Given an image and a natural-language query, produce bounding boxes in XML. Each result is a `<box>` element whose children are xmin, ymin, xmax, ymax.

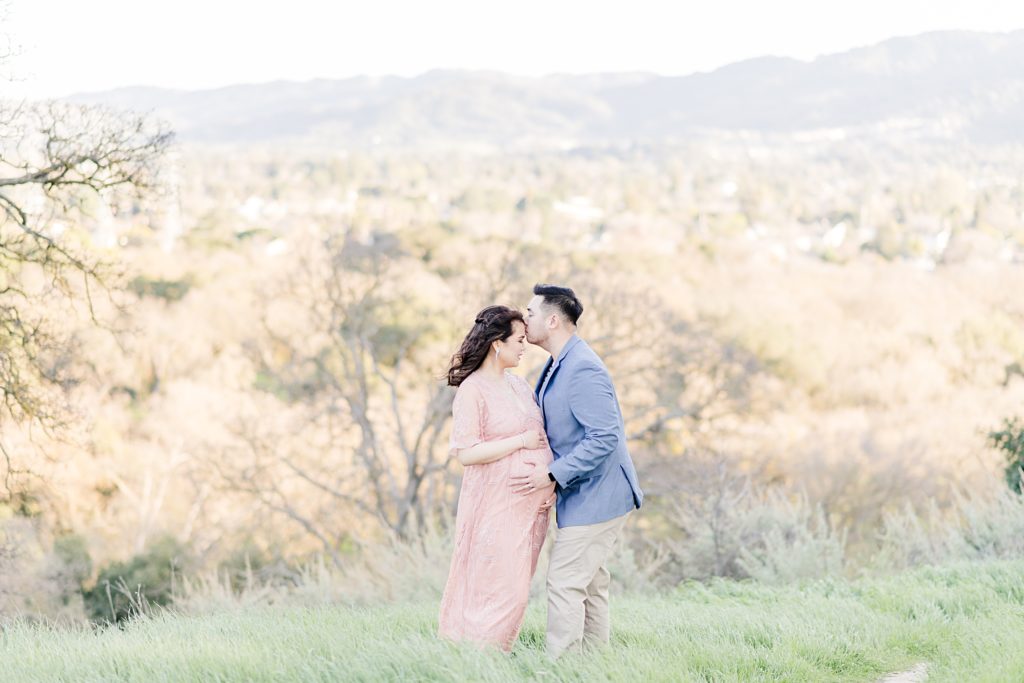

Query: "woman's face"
<box><xmin>496</xmin><ymin>320</ymin><xmax>527</xmax><ymax>368</ymax></box>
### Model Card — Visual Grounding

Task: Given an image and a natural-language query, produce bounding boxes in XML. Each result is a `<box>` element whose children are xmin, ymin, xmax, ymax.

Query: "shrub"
<box><xmin>988</xmin><ymin>417</ymin><xmax>1024</xmax><ymax>493</ymax></box>
<box><xmin>50</xmin><ymin>534</ymin><xmax>93</xmax><ymax>607</ymax></box>
<box><xmin>656</xmin><ymin>464</ymin><xmax>847</xmax><ymax>584</ymax></box>
<box><xmin>876</xmin><ymin>488</ymin><xmax>1024</xmax><ymax>570</ymax></box>
<box><xmin>82</xmin><ymin>535</ymin><xmax>192</xmax><ymax>623</ymax></box>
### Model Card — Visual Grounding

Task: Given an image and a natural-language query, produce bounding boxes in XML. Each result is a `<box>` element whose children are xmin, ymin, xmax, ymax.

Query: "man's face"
<box><xmin>525</xmin><ymin>295</ymin><xmax>550</xmax><ymax>345</ymax></box>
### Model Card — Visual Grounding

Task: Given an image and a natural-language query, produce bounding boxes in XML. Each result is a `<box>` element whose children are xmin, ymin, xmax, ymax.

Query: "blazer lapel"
<box><xmin>538</xmin><ymin>358</ymin><xmax>556</xmax><ymax>425</ymax></box>
<box><xmin>537</xmin><ymin>335</ymin><xmax>583</xmax><ymax>426</ymax></box>
<box><xmin>535</xmin><ymin>357</ymin><xmax>552</xmax><ymax>400</ymax></box>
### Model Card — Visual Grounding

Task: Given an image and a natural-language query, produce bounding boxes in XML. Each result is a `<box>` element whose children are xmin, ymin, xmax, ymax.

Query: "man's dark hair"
<box><xmin>533</xmin><ymin>284</ymin><xmax>583</xmax><ymax>325</ymax></box>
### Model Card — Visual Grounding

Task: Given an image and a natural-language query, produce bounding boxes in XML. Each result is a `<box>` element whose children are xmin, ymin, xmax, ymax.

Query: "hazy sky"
<box><xmin>6</xmin><ymin>0</ymin><xmax>1024</xmax><ymax>97</ymax></box>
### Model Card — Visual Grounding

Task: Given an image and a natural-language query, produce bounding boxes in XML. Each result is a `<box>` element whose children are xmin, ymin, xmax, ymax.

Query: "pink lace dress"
<box><xmin>438</xmin><ymin>370</ymin><xmax>554</xmax><ymax>652</ymax></box>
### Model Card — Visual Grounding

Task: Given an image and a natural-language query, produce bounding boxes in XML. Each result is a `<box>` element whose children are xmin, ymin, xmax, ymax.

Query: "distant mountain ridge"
<box><xmin>68</xmin><ymin>30</ymin><xmax>1024</xmax><ymax>146</ymax></box>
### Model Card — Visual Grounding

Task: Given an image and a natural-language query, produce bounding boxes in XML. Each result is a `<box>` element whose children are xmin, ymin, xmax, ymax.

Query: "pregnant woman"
<box><xmin>438</xmin><ymin>305</ymin><xmax>555</xmax><ymax>652</ymax></box>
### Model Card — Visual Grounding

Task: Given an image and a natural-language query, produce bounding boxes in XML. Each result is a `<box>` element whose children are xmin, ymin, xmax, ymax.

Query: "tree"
<box><xmin>202</xmin><ymin>223</ymin><xmax>767</xmax><ymax>554</ymax></box>
<box><xmin>0</xmin><ymin>89</ymin><xmax>171</xmax><ymax>502</ymax></box>
<box><xmin>988</xmin><ymin>417</ymin><xmax>1024</xmax><ymax>493</ymax></box>
<box><xmin>207</xmin><ymin>226</ymin><xmax>457</xmax><ymax>552</ymax></box>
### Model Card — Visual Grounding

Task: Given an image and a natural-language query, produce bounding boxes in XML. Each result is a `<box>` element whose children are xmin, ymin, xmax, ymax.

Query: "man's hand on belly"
<box><xmin>510</xmin><ymin>466</ymin><xmax>555</xmax><ymax>496</ymax></box>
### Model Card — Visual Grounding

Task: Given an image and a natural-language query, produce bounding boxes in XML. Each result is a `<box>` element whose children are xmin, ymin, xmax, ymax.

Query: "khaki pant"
<box><xmin>545</xmin><ymin>512</ymin><xmax>629</xmax><ymax>659</ymax></box>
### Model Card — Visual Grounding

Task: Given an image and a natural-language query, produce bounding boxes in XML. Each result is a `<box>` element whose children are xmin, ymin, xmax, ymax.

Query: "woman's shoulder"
<box><xmin>454</xmin><ymin>374</ymin><xmax>483</xmax><ymax>398</ymax></box>
<box><xmin>456</xmin><ymin>372</ymin><xmax>495</xmax><ymax>398</ymax></box>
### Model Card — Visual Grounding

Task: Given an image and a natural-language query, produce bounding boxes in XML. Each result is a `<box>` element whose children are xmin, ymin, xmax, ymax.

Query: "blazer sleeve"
<box><xmin>547</xmin><ymin>362</ymin><xmax>620</xmax><ymax>488</ymax></box>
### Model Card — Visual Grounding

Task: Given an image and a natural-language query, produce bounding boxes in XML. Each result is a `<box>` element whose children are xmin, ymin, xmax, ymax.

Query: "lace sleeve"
<box><xmin>450</xmin><ymin>381</ymin><xmax>486</xmax><ymax>457</ymax></box>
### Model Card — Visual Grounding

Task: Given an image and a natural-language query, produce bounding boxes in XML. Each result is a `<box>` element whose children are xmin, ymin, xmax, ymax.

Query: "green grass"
<box><xmin>4</xmin><ymin>560</ymin><xmax>1024</xmax><ymax>682</ymax></box>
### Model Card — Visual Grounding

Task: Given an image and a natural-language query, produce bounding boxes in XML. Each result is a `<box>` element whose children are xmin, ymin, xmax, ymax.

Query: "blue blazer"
<box><xmin>536</xmin><ymin>335</ymin><xmax>643</xmax><ymax>528</ymax></box>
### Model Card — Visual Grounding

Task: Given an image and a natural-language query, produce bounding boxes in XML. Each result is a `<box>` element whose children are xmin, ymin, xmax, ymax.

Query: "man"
<box><xmin>510</xmin><ymin>283</ymin><xmax>643</xmax><ymax>659</ymax></box>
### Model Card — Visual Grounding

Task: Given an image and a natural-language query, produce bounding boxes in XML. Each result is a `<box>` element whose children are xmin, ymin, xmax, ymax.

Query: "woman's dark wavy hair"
<box><xmin>447</xmin><ymin>305</ymin><xmax>525</xmax><ymax>387</ymax></box>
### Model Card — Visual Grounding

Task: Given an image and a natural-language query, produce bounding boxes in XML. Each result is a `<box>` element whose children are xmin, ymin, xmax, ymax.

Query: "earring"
<box><xmin>496</xmin><ymin>347</ymin><xmax>501</xmax><ymax>360</ymax></box>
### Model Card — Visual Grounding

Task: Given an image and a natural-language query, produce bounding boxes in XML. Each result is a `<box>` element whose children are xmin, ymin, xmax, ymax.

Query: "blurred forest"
<box><xmin>3</xmin><ymin>114</ymin><xmax>1024</xmax><ymax>620</ymax></box>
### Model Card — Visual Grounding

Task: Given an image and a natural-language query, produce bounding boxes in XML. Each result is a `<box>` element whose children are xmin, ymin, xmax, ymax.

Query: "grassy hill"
<box><xmin>5</xmin><ymin>560</ymin><xmax>1024</xmax><ymax>682</ymax></box>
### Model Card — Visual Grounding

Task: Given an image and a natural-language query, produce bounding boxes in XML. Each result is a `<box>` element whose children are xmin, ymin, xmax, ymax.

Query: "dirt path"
<box><xmin>876</xmin><ymin>663</ymin><xmax>928</xmax><ymax>682</ymax></box>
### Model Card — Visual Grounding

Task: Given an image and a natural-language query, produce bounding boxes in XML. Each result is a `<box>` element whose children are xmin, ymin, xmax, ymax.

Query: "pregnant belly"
<box><xmin>508</xmin><ymin>449</ymin><xmax>555</xmax><ymax>505</ymax></box>
<box><xmin>509</xmin><ymin>447</ymin><xmax>552</xmax><ymax>473</ymax></box>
